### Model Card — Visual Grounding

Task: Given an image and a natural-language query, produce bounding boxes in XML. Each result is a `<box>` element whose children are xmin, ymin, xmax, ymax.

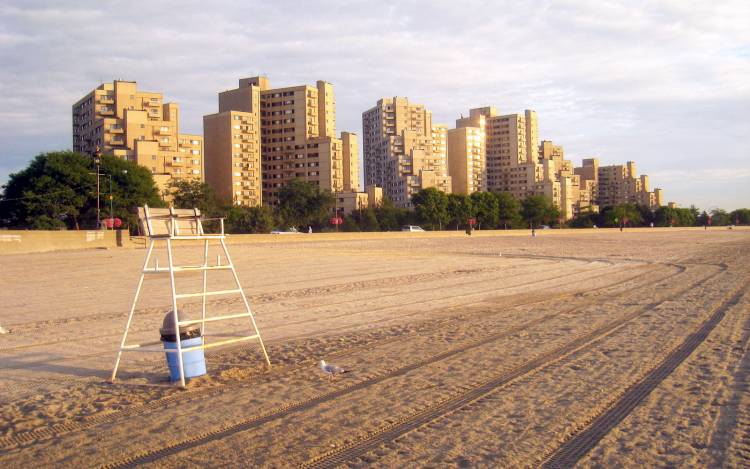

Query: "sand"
<box><xmin>0</xmin><ymin>228</ymin><xmax>748</xmax><ymax>468</ymax></box>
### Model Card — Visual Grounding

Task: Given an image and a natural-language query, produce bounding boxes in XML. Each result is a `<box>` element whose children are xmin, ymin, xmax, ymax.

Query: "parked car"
<box><xmin>540</xmin><ymin>225</ymin><xmax>551</xmax><ymax>229</ymax></box>
<box><xmin>401</xmin><ymin>225</ymin><xmax>425</xmax><ymax>232</ymax></box>
<box><xmin>271</xmin><ymin>227</ymin><xmax>300</xmax><ymax>234</ymax></box>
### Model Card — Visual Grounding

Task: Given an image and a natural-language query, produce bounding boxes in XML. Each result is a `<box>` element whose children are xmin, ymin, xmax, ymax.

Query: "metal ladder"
<box><xmin>110</xmin><ymin>206</ymin><xmax>271</xmax><ymax>388</ymax></box>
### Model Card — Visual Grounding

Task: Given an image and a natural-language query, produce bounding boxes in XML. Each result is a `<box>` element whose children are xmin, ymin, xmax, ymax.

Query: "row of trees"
<box><xmin>409</xmin><ymin>188</ymin><xmax>560</xmax><ymax>230</ymax></box>
<box><xmin>0</xmin><ymin>151</ymin><xmax>562</xmax><ymax>233</ymax></box>
<box><xmin>0</xmin><ymin>152</ymin><xmax>161</xmax><ymax>230</ymax></box>
<box><xmin>2</xmin><ymin>151</ymin><xmax>748</xmax><ymax>233</ymax></box>
<box><xmin>570</xmin><ymin>204</ymin><xmax>750</xmax><ymax>228</ymax></box>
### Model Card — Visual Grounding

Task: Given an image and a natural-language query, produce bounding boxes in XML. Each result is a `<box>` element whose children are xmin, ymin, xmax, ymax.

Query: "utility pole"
<box><xmin>109</xmin><ymin>174</ymin><xmax>114</xmax><ymax>224</ymax></box>
<box><xmin>94</xmin><ymin>147</ymin><xmax>101</xmax><ymax>229</ymax></box>
<box><xmin>334</xmin><ymin>190</ymin><xmax>339</xmax><ymax>232</ymax></box>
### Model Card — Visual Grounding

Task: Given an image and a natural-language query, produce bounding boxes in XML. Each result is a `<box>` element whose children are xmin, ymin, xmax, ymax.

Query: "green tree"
<box><xmin>636</xmin><ymin>204</ymin><xmax>655</xmax><ymax>226</ymax></box>
<box><xmin>168</xmin><ymin>179</ymin><xmax>221</xmax><ymax>216</ymax></box>
<box><xmin>341</xmin><ymin>215</ymin><xmax>361</xmax><ymax>232</ymax></box>
<box><xmin>521</xmin><ymin>195</ymin><xmax>558</xmax><ymax>228</ymax></box>
<box><xmin>277</xmin><ymin>178</ymin><xmax>334</xmax><ymax>229</ymax></box>
<box><xmin>696</xmin><ymin>210</ymin><xmax>711</xmax><ymax>227</ymax></box>
<box><xmin>710</xmin><ymin>208</ymin><xmax>731</xmax><ymax>226</ymax></box>
<box><xmin>569</xmin><ymin>208</ymin><xmax>598</xmax><ymax>228</ymax></box>
<box><xmin>374</xmin><ymin>198</ymin><xmax>403</xmax><ymax>231</ymax></box>
<box><xmin>603</xmin><ymin>204</ymin><xmax>642</xmax><ymax>228</ymax></box>
<box><xmin>1</xmin><ymin>151</ymin><xmax>161</xmax><ymax>230</ymax></box>
<box><xmin>225</xmin><ymin>205</ymin><xmax>276</xmax><ymax>233</ymax></box>
<box><xmin>654</xmin><ymin>206</ymin><xmax>696</xmax><ymax>227</ymax></box>
<box><xmin>412</xmin><ymin>187</ymin><xmax>449</xmax><ymax>230</ymax></box>
<box><xmin>354</xmin><ymin>207</ymin><xmax>380</xmax><ymax>232</ymax></box>
<box><xmin>446</xmin><ymin>193</ymin><xmax>473</xmax><ymax>230</ymax></box>
<box><xmin>689</xmin><ymin>205</ymin><xmax>700</xmax><ymax>223</ymax></box>
<box><xmin>470</xmin><ymin>191</ymin><xmax>499</xmax><ymax>229</ymax></box>
<box><xmin>729</xmin><ymin>208</ymin><xmax>750</xmax><ymax>225</ymax></box>
<box><xmin>102</xmin><ymin>154</ymin><xmax>164</xmax><ymax>231</ymax></box>
<box><xmin>495</xmin><ymin>192</ymin><xmax>520</xmax><ymax>229</ymax></box>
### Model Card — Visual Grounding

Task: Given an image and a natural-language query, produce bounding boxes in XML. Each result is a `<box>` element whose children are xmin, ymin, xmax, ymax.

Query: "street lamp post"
<box><xmin>109</xmin><ymin>175</ymin><xmax>113</xmax><ymax>223</ymax></box>
<box><xmin>106</xmin><ymin>170</ymin><xmax>127</xmax><ymax>229</ymax></box>
<box><xmin>334</xmin><ymin>190</ymin><xmax>339</xmax><ymax>233</ymax></box>
<box><xmin>94</xmin><ymin>148</ymin><xmax>101</xmax><ymax>229</ymax></box>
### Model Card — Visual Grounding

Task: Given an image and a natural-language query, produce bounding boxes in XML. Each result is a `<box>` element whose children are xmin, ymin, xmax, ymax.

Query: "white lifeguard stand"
<box><xmin>110</xmin><ymin>205</ymin><xmax>271</xmax><ymax>388</ymax></box>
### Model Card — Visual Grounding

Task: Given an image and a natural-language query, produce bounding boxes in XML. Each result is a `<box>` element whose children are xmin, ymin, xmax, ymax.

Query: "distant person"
<box><xmin>650</xmin><ymin>222</ymin><xmax>654</xmax><ymax>228</ymax></box>
<box><xmin>308</xmin><ymin>226</ymin><xmax>312</xmax><ymax>234</ymax></box>
<box><xmin>465</xmin><ymin>224</ymin><xmax>473</xmax><ymax>236</ymax></box>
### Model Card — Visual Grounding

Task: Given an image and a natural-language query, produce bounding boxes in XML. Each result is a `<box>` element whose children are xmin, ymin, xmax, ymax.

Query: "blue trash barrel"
<box><xmin>160</xmin><ymin>311</ymin><xmax>207</xmax><ymax>381</ymax></box>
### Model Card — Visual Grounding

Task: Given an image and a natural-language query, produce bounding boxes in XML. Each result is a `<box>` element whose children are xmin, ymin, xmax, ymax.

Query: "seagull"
<box><xmin>319</xmin><ymin>360</ymin><xmax>348</xmax><ymax>380</ymax></box>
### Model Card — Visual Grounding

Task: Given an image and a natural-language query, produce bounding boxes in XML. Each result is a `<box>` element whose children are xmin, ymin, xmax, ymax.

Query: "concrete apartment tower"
<box><xmin>341</xmin><ymin>131</ymin><xmax>360</xmax><ymax>192</ymax></box>
<box><xmin>447</xmin><ymin>106</ymin><xmax>604</xmax><ymax>220</ymax></box>
<box><xmin>447</xmin><ymin>110</ymin><xmax>486</xmax><ymax>194</ymax></box>
<box><xmin>451</xmin><ymin>107</ymin><xmax>560</xmax><ymax>208</ymax></box>
<box><xmin>596</xmin><ymin>161</ymin><xmax>662</xmax><ymax>208</ymax></box>
<box><xmin>362</xmin><ymin>97</ymin><xmax>451</xmax><ymax>207</ymax></box>
<box><xmin>203</xmin><ymin>80</ymin><xmax>263</xmax><ymax>206</ymax></box>
<box><xmin>204</xmin><ymin>77</ymin><xmax>357</xmax><ymax>206</ymax></box>
<box><xmin>479</xmin><ymin>108</ymin><xmax>540</xmax><ymax>198</ymax></box>
<box><xmin>73</xmin><ymin>80</ymin><xmax>204</xmax><ymax>193</ymax></box>
<box><xmin>539</xmin><ymin>140</ymin><xmax>599</xmax><ymax>219</ymax></box>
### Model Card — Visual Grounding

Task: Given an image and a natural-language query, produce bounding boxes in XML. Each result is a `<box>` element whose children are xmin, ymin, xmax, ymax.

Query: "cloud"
<box><xmin>1</xmin><ymin>0</ymin><xmax>748</xmax><ymax>209</ymax></box>
<box><xmin>652</xmin><ymin>168</ymin><xmax>750</xmax><ymax>183</ymax></box>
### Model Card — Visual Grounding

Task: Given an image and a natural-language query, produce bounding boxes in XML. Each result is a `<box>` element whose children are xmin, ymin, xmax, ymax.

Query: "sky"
<box><xmin>1</xmin><ymin>0</ymin><xmax>748</xmax><ymax>210</ymax></box>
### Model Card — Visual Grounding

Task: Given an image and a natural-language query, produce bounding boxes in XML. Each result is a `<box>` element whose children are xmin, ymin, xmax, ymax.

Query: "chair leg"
<box><xmin>166</xmin><ymin>238</ymin><xmax>186</xmax><ymax>388</ymax></box>
<box><xmin>220</xmin><ymin>238</ymin><xmax>272</xmax><ymax>368</ymax></box>
<box><xmin>111</xmin><ymin>238</ymin><xmax>155</xmax><ymax>382</ymax></box>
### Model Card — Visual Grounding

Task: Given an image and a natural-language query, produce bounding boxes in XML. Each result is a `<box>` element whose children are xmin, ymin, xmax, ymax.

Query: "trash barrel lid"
<box><xmin>159</xmin><ymin>310</ymin><xmax>201</xmax><ymax>337</ymax></box>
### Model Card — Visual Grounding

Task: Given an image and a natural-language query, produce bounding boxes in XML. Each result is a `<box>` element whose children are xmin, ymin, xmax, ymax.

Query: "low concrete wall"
<box><xmin>1</xmin><ymin>226</ymin><xmax>745</xmax><ymax>254</ymax></box>
<box><xmin>0</xmin><ymin>230</ymin><xmax>124</xmax><ymax>254</ymax></box>
<box><xmin>128</xmin><ymin>225</ymin><xmax>747</xmax><ymax>248</ymax></box>
<box><xmin>221</xmin><ymin>225</ymin><xmax>746</xmax><ymax>244</ymax></box>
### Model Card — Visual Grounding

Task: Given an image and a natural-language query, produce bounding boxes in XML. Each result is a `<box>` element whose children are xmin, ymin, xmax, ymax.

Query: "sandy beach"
<box><xmin>0</xmin><ymin>228</ymin><xmax>748</xmax><ymax>468</ymax></box>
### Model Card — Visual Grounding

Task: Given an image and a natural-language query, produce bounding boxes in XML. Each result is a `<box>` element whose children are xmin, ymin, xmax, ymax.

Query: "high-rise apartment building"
<box><xmin>447</xmin><ymin>125</ymin><xmax>485</xmax><ymax>194</ymax></box>
<box><xmin>452</xmin><ymin>107</ymin><xmax>543</xmax><ymax>199</ymax></box>
<box><xmin>538</xmin><ymin>140</ymin><xmax>598</xmax><ymax>219</ymax></box>
<box><xmin>72</xmin><ymin>80</ymin><xmax>204</xmax><ymax>192</ymax></box>
<box><xmin>204</xmin><ymin>77</ymin><xmax>357</xmax><ymax>206</ymax></box>
<box><xmin>574</xmin><ymin>158</ymin><xmax>662</xmax><ymax>209</ymax></box>
<box><xmin>203</xmin><ymin>79</ymin><xmax>262</xmax><ymax>206</ymax></box>
<box><xmin>341</xmin><ymin>131</ymin><xmax>360</xmax><ymax>192</ymax></box>
<box><xmin>482</xmin><ymin>108</ymin><xmax>540</xmax><ymax>198</ymax></box>
<box><xmin>362</xmin><ymin>97</ymin><xmax>450</xmax><ymax>207</ymax></box>
<box><xmin>430</xmin><ymin>124</ymin><xmax>452</xmax><ymax>194</ymax></box>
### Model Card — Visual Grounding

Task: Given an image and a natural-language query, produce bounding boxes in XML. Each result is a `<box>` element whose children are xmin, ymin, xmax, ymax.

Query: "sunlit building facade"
<box><xmin>204</xmin><ymin>76</ymin><xmax>358</xmax><ymax>206</ymax></box>
<box><xmin>72</xmin><ymin>80</ymin><xmax>204</xmax><ymax>194</ymax></box>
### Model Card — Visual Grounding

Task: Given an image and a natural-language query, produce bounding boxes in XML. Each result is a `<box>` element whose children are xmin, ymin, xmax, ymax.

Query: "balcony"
<box><xmin>143</xmin><ymin>100</ymin><xmax>159</xmax><ymax>107</ymax></box>
<box><xmin>109</xmin><ymin>126</ymin><xmax>124</xmax><ymax>134</ymax></box>
<box><xmin>99</xmin><ymin>107</ymin><xmax>114</xmax><ymax>116</ymax></box>
<box><xmin>158</xmin><ymin>139</ymin><xmax>170</xmax><ymax>147</ymax></box>
<box><xmin>157</xmin><ymin>127</ymin><xmax>171</xmax><ymax>135</ymax></box>
<box><xmin>99</xmin><ymin>96</ymin><xmax>114</xmax><ymax>104</ymax></box>
<box><xmin>110</xmin><ymin>136</ymin><xmax>125</xmax><ymax>145</ymax></box>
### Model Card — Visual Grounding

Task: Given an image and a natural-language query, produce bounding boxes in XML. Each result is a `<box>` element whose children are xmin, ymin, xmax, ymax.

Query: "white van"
<box><xmin>401</xmin><ymin>225</ymin><xmax>425</xmax><ymax>232</ymax></box>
